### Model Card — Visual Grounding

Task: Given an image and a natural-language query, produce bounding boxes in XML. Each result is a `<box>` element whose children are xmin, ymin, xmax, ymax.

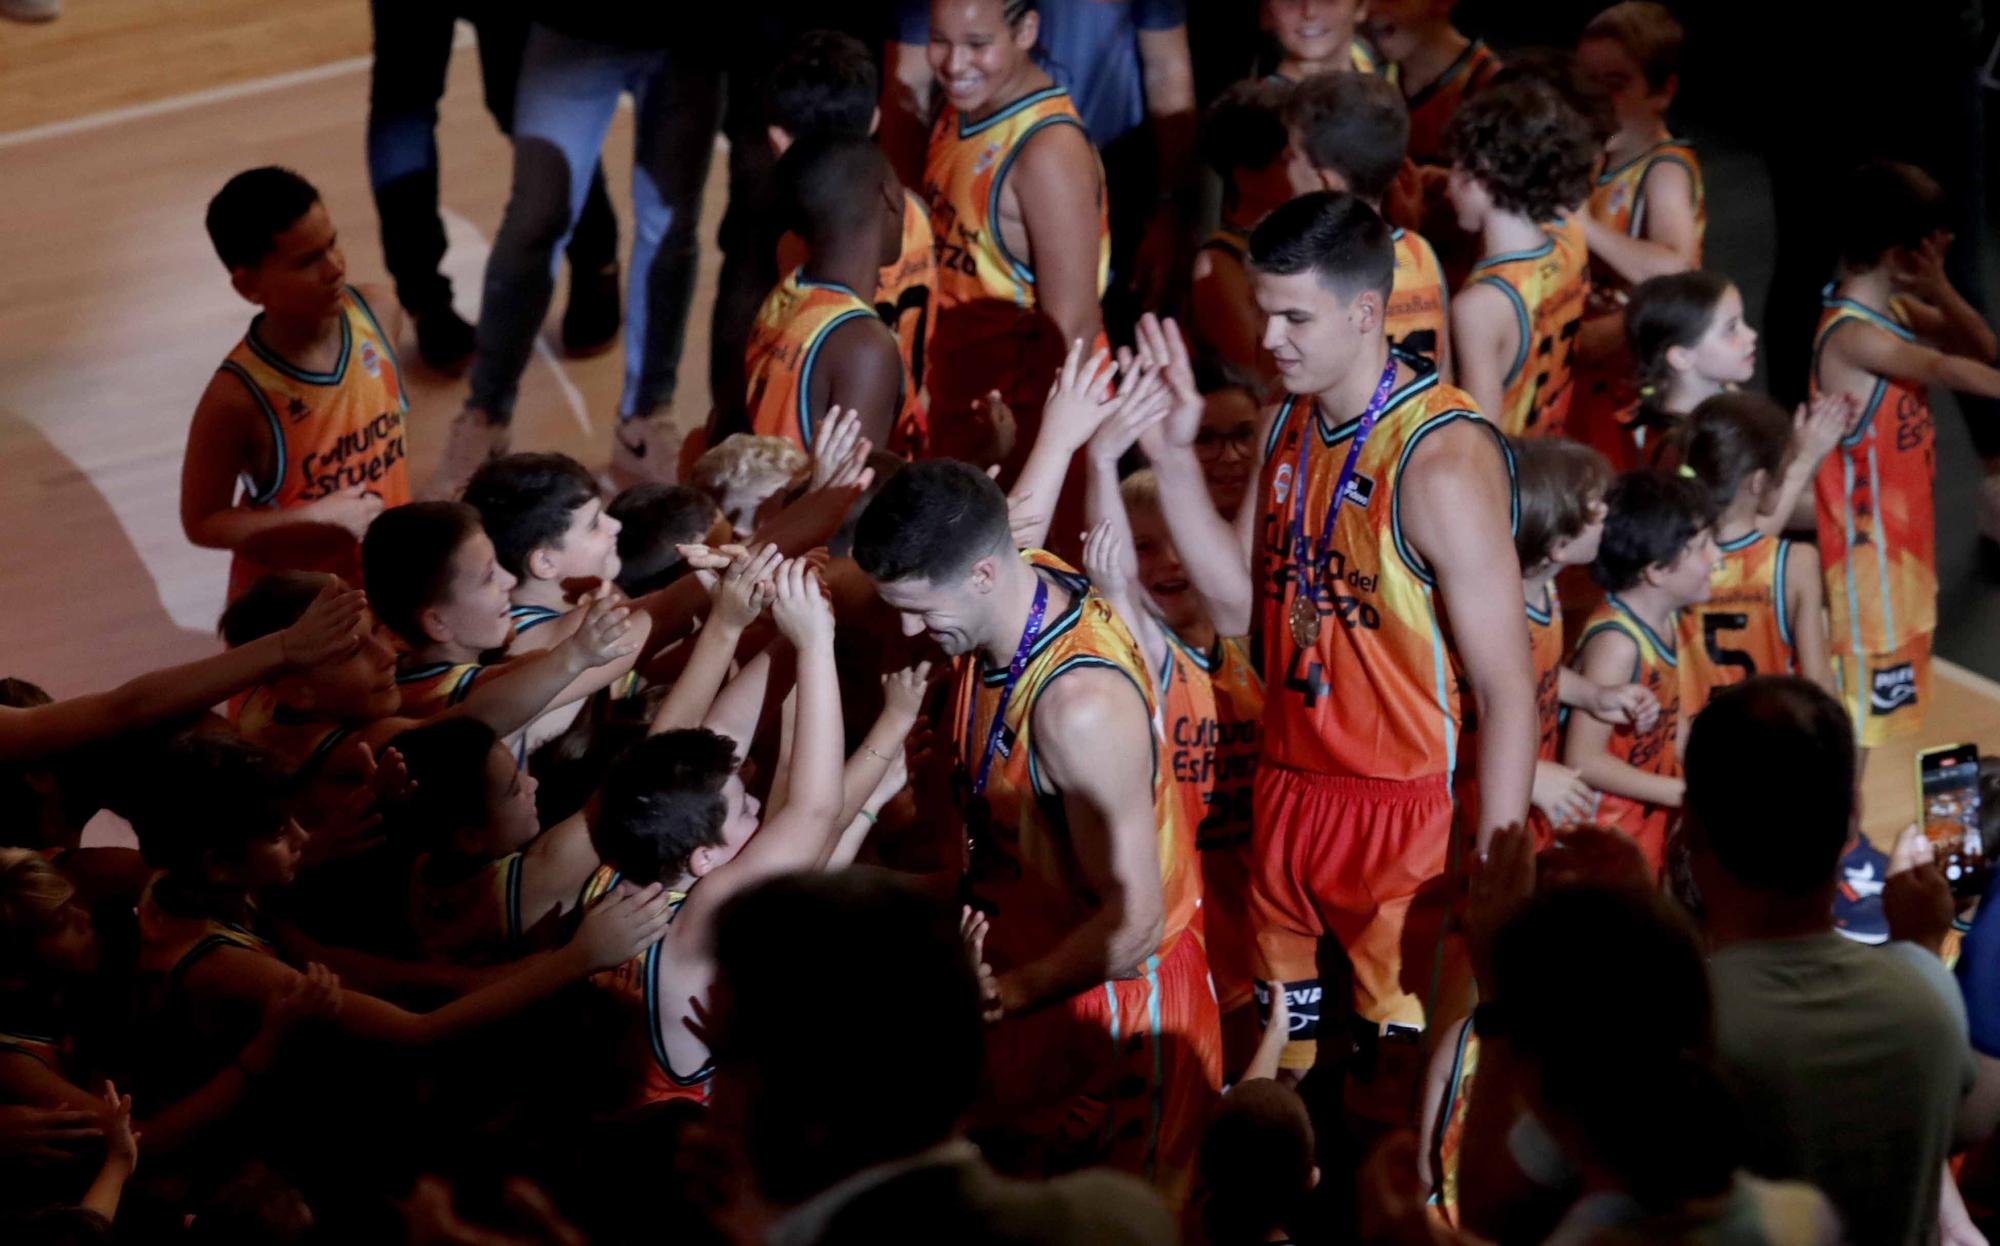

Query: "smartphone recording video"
<box><xmin>1917</xmin><ymin>742</ymin><xmax>1988</xmax><ymax>899</ymax></box>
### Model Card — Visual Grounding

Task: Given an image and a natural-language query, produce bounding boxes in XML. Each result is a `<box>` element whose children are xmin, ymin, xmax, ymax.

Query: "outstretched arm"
<box><xmin>0</xmin><ymin>583</ymin><xmax>365</xmax><ymax>764</ymax></box>
<box><xmin>835</xmin><ymin>662</ymin><xmax>929</xmax><ymax>837</ymax></box>
<box><xmin>445</xmin><ymin>592</ymin><xmax>641</xmax><ymax>737</ymax></box>
<box><xmin>1577</xmin><ymin>162</ymin><xmax>1699</xmax><ymax>286</ymax></box>
<box><xmin>992</xmin><ymin>667</ymin><xmax>1166</xmax><ymax>1015</ymax></box>
<box><xmin>649</xmin><ymin>545</ymin><xmax>780</xmax><ymax>737</ymax></box>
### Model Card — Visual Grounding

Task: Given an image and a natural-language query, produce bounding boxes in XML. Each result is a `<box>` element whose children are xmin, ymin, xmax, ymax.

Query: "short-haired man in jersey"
<box><xmin>1137</xmin><ymin>192</ymin><xmax>1535</xmax><ymax>1120</ymax></box>
<box><xmin>854</xmin><ymin>460</ymin><xmax>1222</xmax><ymax>1206</ymax></box>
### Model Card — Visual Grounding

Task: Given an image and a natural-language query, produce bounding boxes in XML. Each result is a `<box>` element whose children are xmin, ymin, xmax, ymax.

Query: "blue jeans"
<box><xmin>365</xmin><ymin>0</ymin><xmax>615</xmax><ymax>318</ymax></box>
<box><xmin>470</xmin><ymin>24</ymin><xmax>721</xmax><ymax>422</ymax></box>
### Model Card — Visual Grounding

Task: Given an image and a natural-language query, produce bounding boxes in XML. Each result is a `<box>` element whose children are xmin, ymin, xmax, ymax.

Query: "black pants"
<box><xmin>365</xmin><ymin>0</ymin><xmax>617</xmax><ymax>317</ymax></box>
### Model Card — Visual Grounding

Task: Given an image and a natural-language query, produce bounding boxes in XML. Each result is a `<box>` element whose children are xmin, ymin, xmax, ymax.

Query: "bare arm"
<box><xmin>1756</xmin><ymin>393</ymin><xmax>1850</xmax><ymax>539</ymax></box>
<box><xmin>1136</xmin><ymin>315</ymin><xmax>1265</xmax><ymax>635</ymax></box>
<box><xmin>1578</xmin><ymin>162</ymin><xmax>1698</xmax><ymax>285</ymax></box>
<box><xmin>1011</xmin><ymin>121</ymin><xmax>1107</xmax><ymax>349</ymax></box>
<box><xmin>1562</xmin><ymin>630</ymin><xmax>1685</xmax><ymax>806</ymax></box>
<box><xmin>649</xmin><ymin>545</ymin><xmax>780</xmax><ymax>737</ymax></box>
<box><xmin>1081</xmin><ymin>500</ymin><xmax>1168</xmax><ymax>680</ymax></box>
<box><xmin>1400</xmin><ymin>421</ymin><xmax>1536</xmax><ymax>848</ymax></box>
<box><xmin>1451</xmin><ymin>282</ymin><xmax>1515</xmax><ymax>424</ymax></box>
<box><xmin>824</xmin><ymin>319</ymin><xmax>906</xmax><ymax>451</ymax></box>
<box><xmin>835</xmin><ymin>663</ymin><xmax>928</xmax><ymax>834</ymax></box>
<box><xmin>1784</xmin><ymin>541</ymin><xmax>1835</xmax><ymax>696</ymax></box>
<box><xmin>181</xmin><ymin>371</ymin><xmax>383</xmax><ymax>563</ymax></box>
<box><xmin>0</xmin><ymin>584</ymin><xmax>364</xmax><ymax>763</ymax></box>
<box><xmin>1897</xmin><ymin>234</ymin><xmax>2000</xmax><ymax>364</ymax></box>
<box><xmin>1008</xmin><ymin>342</ymin><xmax>1117</xmax><ymax>550</ymax></box>
<box><xmin>993</xmin><ymin>667</ymin><xmax>1166</xmax><ymax>1014</ymax></box>
<box><xmin>445</xmin><ymin>593</ymin><xmax>641</xmax><ymax>738</ymax></box>
<box><xmin>879</xmin><ymin>40</ymin><xmax>933</xmax><ymax>189</ymax></box>
<box><xmin>1839</xmin><ymin>317</ymin><xmax>2000</xmax><ymax>401</ymax></box>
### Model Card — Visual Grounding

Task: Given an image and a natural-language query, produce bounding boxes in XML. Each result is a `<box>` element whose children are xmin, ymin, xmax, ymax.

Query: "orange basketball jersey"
<box><xmin>744</xmin><ymin>270</ymin><xmax>912</xmax><ymax>453</ymax></box>
<box><xmin>1397</xmin><ymin>40</ymin><xmax>1502</xmax><ymax>166</ymax></box>
<box><xmin>219</xmin><ymin>286</ymin><xmax>410</xmax><ymax>601</ymax></box>
<box><xmin>950</xmin><ymin>552</ymin><xmax>1198</xmax><ymax>970</ymax></box>
<box><xmin>1388</xmin><ymin>226</ymin><xmax>1450</xmax><ymax>376</ymax></box>
<box><xmin>1254</xmin><ymin>365</ymin><xmax>1502</xmax><ymax>780</ymax></box>
<box><xmin>395</xmin><ymin>657</ymin><xmax>483</xmax><ymax>719</ymax></box>
<box><xmin>1677</xmin><ymin>530</ymin><xmax>1799</xmax><ymax>709</ymax></box>
<box><xmin>1810</xmin><ymin>293</ymin><xmax>1938</xmax><ymax>656</ymax></box>
<box><xmin>1587</xmin><ymin>139</ymin><xmax>1706</xmax><ymax>267</ymax></box>
<box><xmin>1463</xmin><ymin>217</ymin><xmax>1589</xmax><ymax>436</ymax></box>
<box><xmin>234</xmin><ymin>684</ymin><xmax>354</xmax><ymax>778</ymax></box>
<box><xmin>408</xmin><ymin>852</ymin><xmax>525</xmax><ymax>965</ymax></box>
<box><xmin>576</xmin><ymin>864</ymin><xmax>709</xmax><ymax>1107</ymax></box>
<box><xmin>923</xmin><ymin>86</ymin><xmax>1110</xmax><ymax>422</ymax></box>
<box><xmin>1158</xmin><ymin>627</ymin><xmax>1263</xmax><ymax>1012</ymax></box>
<box><xmin>1573</xmin><ymin>594</ymin><xmax>1680</xmax><ymax>869</ymax></box>
<box><xmin>1527</xmin><ymin>584</ymin><xmax>1564</xmax><ymax>761</ymax></box>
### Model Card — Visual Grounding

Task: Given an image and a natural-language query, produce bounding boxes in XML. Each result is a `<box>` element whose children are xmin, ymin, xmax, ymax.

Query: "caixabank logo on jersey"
<box><xmin>1870</xmin><ymin>662</ymin><xmax>1918</xmax><ymax>716</ymax></box>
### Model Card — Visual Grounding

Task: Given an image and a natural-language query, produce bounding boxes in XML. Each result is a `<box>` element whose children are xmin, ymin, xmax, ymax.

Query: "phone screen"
<box><xmin>1919</xmin><ymin>743</ymin><xmax>1986</xmax><ymax>896</ymax></box>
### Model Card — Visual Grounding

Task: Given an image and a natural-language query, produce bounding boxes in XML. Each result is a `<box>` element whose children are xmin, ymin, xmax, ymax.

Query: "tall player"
<box><xmin>922</xmin><ymin>0</ymin><xmax>1110</xmax><ymax>460</ymax></box>
<box><xmin>854</xmin><ymin>460</ymin><xmax>1221</xmax><ymax>1204</ymax></box>
<box><xmin>1139</xmin><ymin>193</ymin><xmax>1535</xmax><ymax>1111</ymax></box>
<box><xmin>182</xmin><ymin>167</ymin><xmax>410</xmax><ymax>601</ymax></box>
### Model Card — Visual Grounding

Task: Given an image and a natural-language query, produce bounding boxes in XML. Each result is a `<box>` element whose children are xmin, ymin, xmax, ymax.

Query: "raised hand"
<box><xmin>572</xmin><ymin>882</ymin><xmax>678</xmax><ymax>969</ymax></box>
<box><xmin>279</xmin><ymin>580</ymin><xmax>368</xmax><ymax>669</ymax></box>
<box><xmin>1133</xmin><ymin>314</ymin><xmax>1205</xmax><ymax>452</ymax></box>
<box><xmin>1080</xmin><ymin>518</ymin><xmax>1132</xmax><ymax>601</ymax></box>
<box><xmin>810</xmin><ymin>406</ymin><xmax>875</xmax><ymax>493</ymax></box>
<box><xmin>565</xmin><ymin>587</ymin><xmax>640</xmax><ymax>670</ymax></box>
<box><xmin>306</xmin><ymin>483</ymin><xmax>386</xmax><ymax>541</ymax></box>
<box><xmin>1039</xmin><ymin>338</ymin><xmax>1120</xmax><ymax>455</ymax></box>
<box><xmin>961</xmin><ymin>906</ymin><xmax>1003</xmax><ymax>1022</ymax></box>
<box><xmin>768</xmin><ymin>557</ymin><xmax>834</xmax><ymax>652</ymax></box>
<box><xmin>1087</xmin><ymin>354</ymin><xmax>1176</xmax><ymax>466</ymax></box>
<box><xmin>98</xmin><ymin>1081</ymin><xmax>138</xmax><ymax>1174</ymax></box>
<box><xmin>881</xmin><ymin>659</ymin><xmax>935</xmax><ymax>724</ymax></box>
<box><xmin>710</xmin><ymin>543</ymin><xmax>781</xmax><ymax>632</ymax></box>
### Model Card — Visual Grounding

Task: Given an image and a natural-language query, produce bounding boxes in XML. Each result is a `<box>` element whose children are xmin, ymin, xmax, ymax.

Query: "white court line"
<box><xmin>0</xmin><ymin>55</ymin><xmax>375</xmax><ymax>150</ymax></box>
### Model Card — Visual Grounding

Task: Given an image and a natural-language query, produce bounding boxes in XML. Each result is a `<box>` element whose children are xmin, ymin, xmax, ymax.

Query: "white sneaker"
<box><xmin>1981</xmin><ymin>472</ymin><xmax>2000</xmax><ymax>545</ymax></box>
<box><xmin>422</xmin><ymin>408</ymin><xmax>511</xmax><ymax>501</ymax></box>
<box><xmin>0</xmin><ymin>0</ymin><xmax>61</xmax><ymax>21</ymax></box>
<box><xmin>608</xmin><ymin>411</ymin><xmax>685</xmax><ymax>490</ymax></box>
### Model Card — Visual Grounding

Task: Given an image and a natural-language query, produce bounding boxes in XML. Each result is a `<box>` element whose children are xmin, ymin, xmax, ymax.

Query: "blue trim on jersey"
<box><xmin>1163</xmin><ymin>623</ymin><xmax>1216</xmax><ymax>674</ymax></box>
<box><xmin>1604</xmin><ymin>592</ymin><xmax>1677</xmax><ymax>667</ymax></box>
<box><xmin>1866</xmin><ymin>438</ymin><xmax>1896</xmax><ymax>642</ymax></box>
<box><xmin>220</xmin><ymin>361</ymin><xmax>287</xmax><ymax>505</ymax></box>
<box><xmin>1716</xmin><ymin>530</ymin><xmax>1764</xmax><ymax>554</ymax></box>
<box><xmin>1389</xmin><ymin>410</ymin><xmax>1489</xmax><ymax>584</ymax></box>
<box><xmin>502</xmin><ymin>855</ymin><xmax>523</xmax><ymax>944</ymax></box>
<box><xmin>989</xmin><ymin>114</ymin><xmax>1088</xmax><ymax>294</ymax></box>
<box><xmin>957</xmin><ymin>86</ymin><xmax>1070</xmax><ymax>138</ymax></box>
<box><xmin>796</xmin><ymin>307</ymin><xmax>875</xmax><ymax>448</ymax></box>
<box><xmin>1022</xmin><ymin>655</ymin><xmax>1152</xmax><ymax>800</ymax></box>
<box><xmin>1773</xmin><ymin>538</ymin><xmax>1795</xmax><ymax>649</ymax></box>
<box><xmin>1143</xmin><ymin>954</ymin><xmax>1165</xmax><ymax>1181</ymax></box>
<box><xmin>1577</xmin><ymin>620</ymin><xmax>1644</xmax><ymax>684</ymax></box>
<box><xmin>1469</xmin><ymin>276</ymin><xmax>1532</xmax><ymax>388</ymax></box>
<box><xmin>1403</xmin><ymin>39</ymin><xmax>1486</xmax><ymax>111</ymax></box>
<box><xmin>1469</xmin><ymin>236</ymin><xmax>1554</xmax><ymax>270</ymax></box>
<box><xmin>980</xmin><ymin>577</ymin><xmax>1086</xmax><ymax>687</ymax></box>
<box><xmin>245</xmin><ymin>304</ymin><xmax>352</xmax><ymax>386</ymax></box>
<box><xmin>509</xmin><ymin>604</ymin><xmax>564</xmax><ymax>634</ymax></box>
<box><xmin>1524</xmin><ymin>583</ymin><xmax>1554</xmax><ymax>626</ymax></box>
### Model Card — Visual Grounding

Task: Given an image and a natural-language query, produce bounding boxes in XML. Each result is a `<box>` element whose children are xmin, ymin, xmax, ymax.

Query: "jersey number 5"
<box><xmin>1701</xmin><ymin>612</ymin><xmax>1755</xmax><ymax>698</ymax></box>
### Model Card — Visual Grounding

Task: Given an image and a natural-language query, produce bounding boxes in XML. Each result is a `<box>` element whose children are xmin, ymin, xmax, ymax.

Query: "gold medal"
<box><xmin>1289</xmin><ymin>593</ymin><xmax>1320</xmax><ymax>648</ymax></box>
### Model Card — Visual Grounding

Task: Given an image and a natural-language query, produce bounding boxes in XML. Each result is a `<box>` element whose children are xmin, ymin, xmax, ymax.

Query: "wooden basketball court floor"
<box><xmin>0</xmin><ymin>8</ymin><xmax>1994</xmax><ymax>845</ymax></box>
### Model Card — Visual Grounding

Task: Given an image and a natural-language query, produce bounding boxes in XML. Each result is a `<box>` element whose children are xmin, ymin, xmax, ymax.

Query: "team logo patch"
<box><xmin>974</xmin><ymin>141</ymin><xmax>1002</xmax><ymax>176</ymax></box>
<box><xmin>1340</xmin><ymin>472</ymin><xmax>1376</xmax><ymax>510</ymax></box>
<box><xmin>995</xmin><ymin>724</ymin><xmax>1018</xmax><ymax>759</ymax></box>
<box><xmin>1868</xmin><ymin>662</ymin><xmax>1917</xmax><ymax>715</ymax></box>
<box><xmin>286</xmin><ymin>396</ymin><xmax>310</xmax><ymax>423</ymax></box>
<box><xmin>360</xmin><ymin>341</ymin><xmax>382</xmax><ymax>378</ymax></box>
<box><xmin>1253</xmin><ymin>978</ymin><xmax>1322</xmax><ymax>1039</ymax></box>
<box><xmin>1272</xmin><ymin>462</ymin><xmax>1294</xmax><ymax>504</ymax></box>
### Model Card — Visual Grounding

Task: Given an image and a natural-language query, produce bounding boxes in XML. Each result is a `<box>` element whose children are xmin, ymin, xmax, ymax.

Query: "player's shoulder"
<box><xmin>1033</xmin><ymin>657</ymin><xmax>1150</xmax><ymax>734</ymax></box>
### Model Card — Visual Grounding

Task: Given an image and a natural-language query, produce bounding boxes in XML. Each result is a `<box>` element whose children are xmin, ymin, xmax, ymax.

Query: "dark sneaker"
<box><xmin>562</xmin><ymin>262</ymin><xmax>621</xmax><ymax>358</ymax></box>
<box><xmin>1833</xmin><ymin>835</ymin><xmax>1890</xmax><ymax>945</ymax></box>
<box><xmin>415</xmin><ymin>305</ymin><xmax>475</xmax><ymax>372</ymax></box>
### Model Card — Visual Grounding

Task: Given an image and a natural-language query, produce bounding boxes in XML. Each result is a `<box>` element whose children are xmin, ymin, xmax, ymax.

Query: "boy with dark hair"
<box><xmin>854</xmin><ymin>459</ymin><xmax>1221</xmax><ymax>1204</ymax></box>
<box><xmin>757</xmin><ymin>29</ymin><xmax>937</xmax><ymax>456</ymax></box>
<box><xmin>744</xmin><ymin>135</ymin><xmax>914</xmax><ymax>454</ymax></box>
<box><xmin>1564</xmin><ymin>469</ymin><xmax>1715</xmax><ymax>870</ymax></box>
<box><xmin>1810</xmin><ymin>160</ymin><xmax>2000</xmax><ymax>749</ymax></box>
<box><xmin>1366</xmin><ymin>0</ymin><xmax>1501</xmax><ymax>166</ymax></box>
<box><xmin>1284</xmin><ymin>72</ymin><xmax>1451</xmax><ymax>377</ymax></box>
<box><xmin>182</xmin><ymin>166</ymin><xmax>411</xmax><ymax>602</ymax></box>
<box><xmin>359</xmin><ymin>502</ymin><xmax>643</xmax><ymax>728</ymax></box>
<box><xmin>1139</xmin><ymin>191</ymin><xmax>1533</xmax><ymax>1107</ymax></box>
<box><xmin>462</xmin><ymin>453</ymin><xmax>623</xmax><ymax>654</ymax></box>
<box><xmin>1190</xmin><ymin>79</ymin><xmax>1295</xmax><ymax>386</ymax></box>
<box><xmin>607</xmin><ymin>483</ymin><xmax>725</xmax><ymax>597</ymax></box>
<box><xmin>1444</xmin><ymin>79</ymin><xmax>1595</xmax><ymax>435</ymax></box>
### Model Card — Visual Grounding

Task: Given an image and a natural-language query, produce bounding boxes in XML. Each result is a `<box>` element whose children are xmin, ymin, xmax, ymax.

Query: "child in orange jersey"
<box><xmin>1264</xmin><ymin>0</ymin><xmax>1379</xmax><ymax>81</ymax></box>
<box><xmin>763</xmin><ymin>29</ymin><xmax>936</xmax><ymax>455</ymax></box>
<box><xmin>182</xmin><ymin>167</ymin><xmax>410</xmax><ymax>603</ymax></box>
<box><xmin>1443</xmin><ymin>79</ymin><xmax>1596</xmax><ymax>435</ymax></box>
<box><xmin>1569</xmin><ymin>3</ymin><xmax>1706</xmax><ymax>457</ymax></box>
<box><xmin>744</xmin><ymin>136</ymin><xmax>911</xmax><ymax>454</ymax></box>
<box><xmin>1615</xmin><ymin>270</ymin><xmax>1758</xmax><ymax>468</ymax></box>
<box><xmin>1565</xmin><ymin>470</ymin><xmax>1716</xmax><ymax>872</ymax></box>
<box><xmin>1190</xmin><ymin>79</ymin><xmax>1295</xmax><ymax>388</ymax></box>
<box><xmin>1508</xmin><ymin>437</ymin><xmax>1659</xmax><ymax>834</ymax></box>
<box><xmin>1811</xmin><ymin>161</ymin><xmax>2000</xmax><ymax>748</ymax></box>
<box><xmin>1365</xmin><ymin>0</ymin><xmax>1500</xmax><ymax>166</ymax></box>
<box><xmin>1677</xmin><ymin>393</ymin><xmax>1833</xmax><ymax>708</ymax></box>
<box><xmin>1284</xmin><ymin>71</ymin><xmax>1453</xmax><ymax>378</ymax></box>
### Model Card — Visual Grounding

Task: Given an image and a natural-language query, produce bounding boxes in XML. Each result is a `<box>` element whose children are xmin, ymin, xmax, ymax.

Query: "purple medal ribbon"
<box><xmin>969</xmin><ymin>577</ymin><xmax>1049</xmax><ymax>796</ymax></box>
<box><xmin>1289</xmin><ymin>355</ymin><xmax>1402</xmax><ymax>619</ymax></box>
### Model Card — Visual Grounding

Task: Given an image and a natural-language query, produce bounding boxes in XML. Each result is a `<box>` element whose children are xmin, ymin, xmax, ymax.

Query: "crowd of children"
<box><xmin>8</xmin><ymin>1</ymin><xmax>2000</xmax><ymax>1243</ymax></box>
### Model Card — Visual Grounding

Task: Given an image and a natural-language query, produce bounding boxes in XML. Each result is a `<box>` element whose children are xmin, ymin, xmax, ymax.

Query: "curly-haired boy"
<box><xmin>1443</xmin><ymin>78</ymin><xmax>1596</xmax><ymax>436</ymax></box>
